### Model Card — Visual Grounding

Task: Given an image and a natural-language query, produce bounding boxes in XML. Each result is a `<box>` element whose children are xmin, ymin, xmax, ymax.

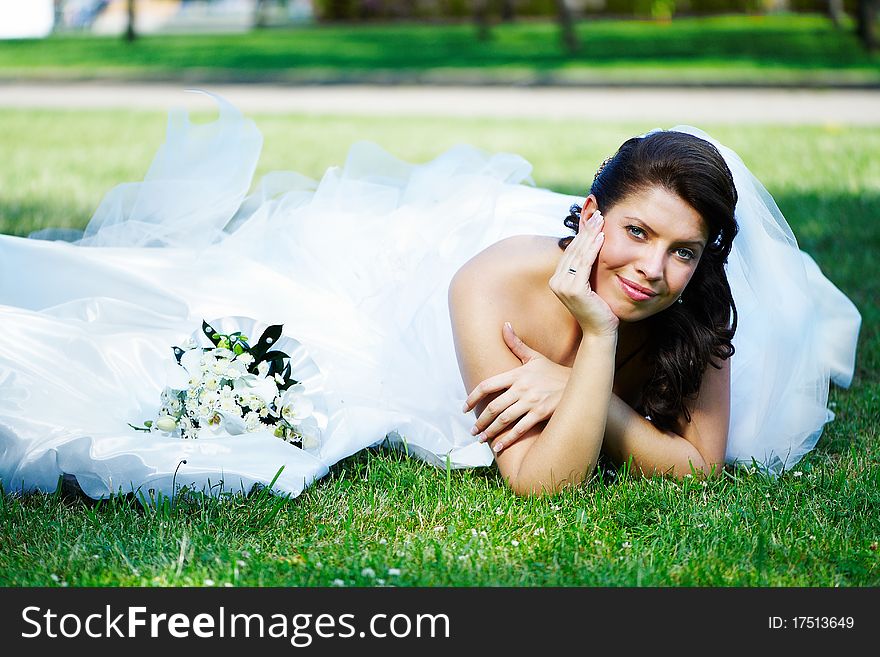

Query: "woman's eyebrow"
<box><xmin>623</xmin><ymin>216</ymin><xmax>707</xmax><ymax>247</ymax></box>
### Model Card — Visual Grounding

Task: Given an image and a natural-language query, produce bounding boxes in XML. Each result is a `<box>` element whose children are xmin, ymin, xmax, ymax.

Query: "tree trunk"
<box><xmin>53</xmin><ymin>0</ymin><xmax>65</xmax><ymax>33</ymax></box>
<box><xmin>124</xmin><ymin>0</ymin><xmax>136</xmax><ymax>42</ymax></box>
<box><xmin>474</xmin><ymin>0</ymin><xmax>491</xmax><ymax>41</ymax></box>
<box><xmin>828</xmin><ymin>0</ymin><xmax>845</xmax><ymax>28</ymax></box>
<box><xmin>554</xmin><ymin>0</ymin><xmax>578</xmax><ymax>53</ymax></box>
<box><xmin>857</xmin><ymin>0</ymin><xmax>878</xmax><ymax>52</ymax></box>
<box><xmin>254</xmin><ymin>0</ymin><xmax>269</xmax><ymax>28</ymax></box>
<box><xmin>499</xmin><ymin>0</ymin><xmax>516</xmax><ymax>22</ymax></box>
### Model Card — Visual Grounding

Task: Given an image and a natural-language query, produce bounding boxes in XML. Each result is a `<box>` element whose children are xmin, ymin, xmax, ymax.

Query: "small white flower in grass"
<box><xmin>793</xmin><ymin>471</ymin><xmax>803</xmax><ymax>478</ymax></box>
<box><xmin>510</xmin><ymin>540</ymin><xmax>519</xmax><ymax>547</ymax></box>
<box><xmin>203</xmin><ymin>579</ymin><xmax>215</xmax><ymax>587</ymax></box>
<box><xmin>361</xmin><ymin>567</ymin><xmax>376</xmax><ymax>578</ymax></box>
<box><xmin>376</xmin><ymin>579</ymin><xmax>385</xmax><ymax>585</ymax></box>
<box><xmin>223</xmin><ymin>582</ymin><xmax>233</xmax><ymax>587</ymax></box>
<box><xmin>315</xmin><ymin>562</ymin><xmax>323</xmax><ymax>569</ymax></box>
<box><xmin>479</xmin><ymin>531</ymin><xmax>487</xmax><ymax>538</ymax></box>
<box><xmin>331</xmin><ymin>579</ymin><xmax>345</xmax><ymax>587</ymax></box>
<box><xmin>378</xmin><ymin>538</ymin><xmax>387</xmax><ymax>545</ymax></box>
<box><xmin>494</xmin><ymin>507</ymin><xmax>504</xmax><ymax>516</ymax></box>
<box><xmin>50</xmin><ymin>574</ymin><xmax>60</xmax><ymax>582</ymax></box>
<box><xmin>236</xmin><ymin>560</ymin><xmax>247</xmax><ymax>568</ymax></box>
<box><xmin>433</xmin><ymin>526</ymin><xmax>445</xmax><ymax>533</ymax></box>
<box><xmin>685</xmin><ymin>473</ymin><xmax>693</xmax><ymax>479</ymax></box>
<box><xmin>701</xmin><ymin>481</ymin><xmax>708</xmax><ymax>487</ymax></box>
<box><xmin>458</xmin><ymin>555</ymin><xmax>468</xmax><ymax>561</ymax></box>
<box><xmin>533</xmin><ymin>528</ymin><xmax>545</xmax><ymax>536</ymax></box>
<box><xmin>388</xmin><ymin>568</ymin><xmax>401</xmax><ymax>577</ymax></box>
<box><xmin>622</xmin><ymin>541</ymin><xmax>632</xmax><ymax>549</ymax></box>
<box><xmin>470</xmin><ymin>529</ymin><xmax>478</xmax><ymax>537</ymax></box>
<box><xmin>594</xmin><ymin>540</ymin><xmax>603</xmax><ymax>546</ymax></box>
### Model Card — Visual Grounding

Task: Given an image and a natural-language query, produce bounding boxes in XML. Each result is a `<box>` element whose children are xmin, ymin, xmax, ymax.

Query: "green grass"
<box><xmin>0</xmin><ymin>109</ymin><xmax>878</xmax><ymax>586</ymax></box>
<box><xmin>1</xmin><ymin>14</ymin><xmax>878</xmax><ymax>86</ymax></box>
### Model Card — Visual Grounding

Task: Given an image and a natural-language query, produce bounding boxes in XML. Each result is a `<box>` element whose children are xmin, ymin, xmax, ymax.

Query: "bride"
<box><xmin>0</xmin><ymin>93</ymin><xmax>861</xmax><ymax>499</ymax></box>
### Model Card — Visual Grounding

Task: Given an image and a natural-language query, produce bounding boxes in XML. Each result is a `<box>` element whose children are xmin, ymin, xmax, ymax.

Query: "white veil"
<box><xmin>669</xmin><ymin>126</ymin><xmax>861</xmax><ymax>473</ymax></box>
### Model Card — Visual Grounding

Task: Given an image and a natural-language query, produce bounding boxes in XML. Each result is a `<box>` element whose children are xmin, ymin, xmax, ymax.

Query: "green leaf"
<box><xmin>202</xmin><ymin>320</ymin><xmax>222</xmax><ymax>346</ymax></box>
<box><xmin>250</xmin><ymin>324</ymin><xmax>283</xmax><ymax>363</ymax></box>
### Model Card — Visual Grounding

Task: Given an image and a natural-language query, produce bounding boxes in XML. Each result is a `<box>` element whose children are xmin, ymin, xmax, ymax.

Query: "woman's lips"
<box><xmin>617</xmin><ymin>276</ymin><xmax>658</xmax><ymax>302</ymax></box>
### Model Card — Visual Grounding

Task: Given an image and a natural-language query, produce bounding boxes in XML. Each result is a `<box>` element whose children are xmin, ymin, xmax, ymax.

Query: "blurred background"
<box><xmin>0</xmin><ymin>0</ymin><xmax>877</xmax><ymax>84</ymax></box>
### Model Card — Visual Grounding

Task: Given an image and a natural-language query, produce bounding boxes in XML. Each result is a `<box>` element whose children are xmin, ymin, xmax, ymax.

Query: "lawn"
<box><xmin>0</xmin><ymin>14</ymin><xmax>877</xmax><ymax>86</ymax></box>
<box><xmin>0</xmin><ymin>109</ymin><xmax>877</xmax><ymax>586</ymax></box>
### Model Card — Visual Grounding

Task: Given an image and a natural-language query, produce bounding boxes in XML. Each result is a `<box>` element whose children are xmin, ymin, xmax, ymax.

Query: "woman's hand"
<box><xmin>463</xmin><ymin>322</ymin><xmax>571</xmax><ymax>447</ymax></box>
<box><xmin>550</xmin><ymin>209</ymin><xmax>618</xmax><ymax>337</ymax></box>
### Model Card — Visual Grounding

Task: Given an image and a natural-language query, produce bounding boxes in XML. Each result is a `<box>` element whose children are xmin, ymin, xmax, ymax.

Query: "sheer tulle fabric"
<box><xmin>0</xmin><ymin>94</ymin><xmax>860</xmax><ymax>499</ymax></box>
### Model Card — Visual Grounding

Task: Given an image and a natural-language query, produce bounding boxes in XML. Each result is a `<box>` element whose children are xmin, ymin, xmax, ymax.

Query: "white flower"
<box><xmin>622</xmin><ymin>541</ymin><xmax>632</xmax><ymax>549</ymax></box>
<box><xmin>793</xmin><ymin>471</ymin><xmax>803</xmax><ymax>478</ymax></box>
<box><xmin>361</xmin><ymin>567</ymin><xmax>376</xmax><ymax>578</ymax></box>
<box><xmin>387</xmin><ymin>568</ymin><xmax>401</xmax><ymax>577</ymax></box>
<box><xmin>233</xmin><ymin>373</ymin><xmax>278</xmax><ymax>407</ymax></box>
<box><xmin>235</xmin><ymin>352</ymin><xmax>255</xmax><ymax>366</ymax></box>
<box><xmin>331</xmin><ymin>579</ymin><xmax>345</xmax><ymax>587</ymax></box>
<box><xmin>279</xmin><ymin>385</ymin><xmax>314</xmax><ymax>425</ymax></box>
<box><xmin>244</xmin><ymin>412</ymin><xmax>261</xmax><ymax>432</ymax></box>
<box><xmin>257</xmin><ymin>361</ymin><xmax>269</xmax><ymax>378</ymax></box>
<box><xmin>296</xmin><ymin>416</ymin><xmax>321</xmax><ymax>450</ymax></box>
<box><xmin>155</xmin><ymin>415</ymin><xmax>178</xmax><ymax>432</ymax></box>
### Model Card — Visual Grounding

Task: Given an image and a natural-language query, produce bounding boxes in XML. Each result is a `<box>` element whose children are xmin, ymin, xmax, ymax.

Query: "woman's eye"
<box><xmin>676</xmin><ymin>248</ymin><xmax>696</xmax><ymax>261</ymax></box>
<box><xmin>626</xmin><ymin>225</ymin><xmax>645</xmax><ymax>238</ymax></box>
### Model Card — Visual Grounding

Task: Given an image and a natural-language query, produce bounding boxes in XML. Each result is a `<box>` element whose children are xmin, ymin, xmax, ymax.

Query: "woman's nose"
<box><xmin>637</xmin><ymin>249</ymin><xmax>665</xmax><ymax>281</ymax></box>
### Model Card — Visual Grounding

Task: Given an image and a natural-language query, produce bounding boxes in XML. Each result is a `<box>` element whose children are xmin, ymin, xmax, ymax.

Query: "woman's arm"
<box><xmin>602</xmin><ymin>359</ymin><xmax>730</xmax><ymax>478</ymax></box>
<box><xmin>450</xmin><ymin>212</ymin><xmax>618</xmax><ymax>496</ymax></box>
<box><xmin>466</xmin><ymin>327</ymin><xmax>731</xmax><ymax>478</ymax></box>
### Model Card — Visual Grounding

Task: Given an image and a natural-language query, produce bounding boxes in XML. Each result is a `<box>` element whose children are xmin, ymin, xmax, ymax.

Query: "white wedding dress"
<box><xmin>0</xmin><ymin>94</ymin><xmax>861</xmax><ymax>499</ymax></box>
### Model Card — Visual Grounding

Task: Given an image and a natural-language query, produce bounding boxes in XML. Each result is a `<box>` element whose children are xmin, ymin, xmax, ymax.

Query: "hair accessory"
<box><xmin>593</xmin><ymin>155</ymin><xmax>614</xmax><ymax>185</ymax></box>
<box><xmin>564</xmin><ymin>203</ymin><xmax>582</xmax><ymax>233</ymax></box>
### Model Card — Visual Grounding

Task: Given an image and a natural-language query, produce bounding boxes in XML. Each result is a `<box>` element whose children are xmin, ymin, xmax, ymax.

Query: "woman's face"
<box><xmin>587</xmin><ymin>185</ymin><xmax>709</xmax><ymax>323</ymax></box>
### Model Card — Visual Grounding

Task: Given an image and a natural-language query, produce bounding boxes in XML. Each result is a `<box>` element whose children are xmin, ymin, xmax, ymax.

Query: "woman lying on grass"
<box><xmin>451</xmin><ymin>130</ymin><xmax>858</xmax><ymax>495</ymax></box>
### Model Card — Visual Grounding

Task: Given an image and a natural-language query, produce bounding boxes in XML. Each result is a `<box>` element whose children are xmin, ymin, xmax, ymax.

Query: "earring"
<box><xmin>677</xmin><ymin>296</ymin><xmax>684</xmax><ymax>304</ymax></box>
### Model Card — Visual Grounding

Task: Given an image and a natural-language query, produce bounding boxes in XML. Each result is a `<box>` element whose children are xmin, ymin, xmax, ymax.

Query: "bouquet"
<box><xmin>131</xmin><ymin>318</ymin><xmax>323</xmax><ymax>450</ymax></box>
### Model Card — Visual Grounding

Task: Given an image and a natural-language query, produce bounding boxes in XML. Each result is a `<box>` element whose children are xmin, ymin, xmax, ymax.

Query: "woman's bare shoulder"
<box><xmin>454</xmin><ymin>234</ymin><xmax>563</xmax><ymax>286</ymax></box>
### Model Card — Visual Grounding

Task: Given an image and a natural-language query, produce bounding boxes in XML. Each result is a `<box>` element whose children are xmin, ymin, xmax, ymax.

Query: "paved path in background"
<box><xmin>1</xmin><ymin>82</ymin><xmax>878</xmax><ymax>125</ymax></box>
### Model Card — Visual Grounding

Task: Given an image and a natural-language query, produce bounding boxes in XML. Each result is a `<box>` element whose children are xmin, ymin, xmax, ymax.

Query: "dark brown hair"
<box><xmin>559</xmin><ymin>131</ymin><xmax>739</xmax><ymax>431</ymax></box>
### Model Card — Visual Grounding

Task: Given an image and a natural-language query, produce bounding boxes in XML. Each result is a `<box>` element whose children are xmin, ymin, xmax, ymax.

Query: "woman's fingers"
<box><xmin>490</xmin><ymin>411</ymin><xmax>542</xmax><ymax>454</ymax></box>
<box><xmin>553</xmin><ymin>210</ymin><xmax>604</xmax><ymax>281</ymax></box>
<box><xmin>502</xmin><ymin>322</ymin><xmax>539</xmax><ymax>364</ymax></box>
<box><xmin>480</xmin><ymin>399</ymin><xmax>531</xmax><ymax>441</ymax></box>
<box><xmin>472</xmin><ymin>389</ymin><xmax>519</xmax><ymax>438</ymax></box>
<box><xmin>463</xmin><ymin>370</ymin><xmax>515</xmax><ymax>413</ymax></box>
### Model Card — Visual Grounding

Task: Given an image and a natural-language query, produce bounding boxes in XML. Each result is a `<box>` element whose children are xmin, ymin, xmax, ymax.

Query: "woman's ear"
<box><xmin>581</xmin><ymin>194</ymin><xmax>600</xmax><ymax>219</ymax></box>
